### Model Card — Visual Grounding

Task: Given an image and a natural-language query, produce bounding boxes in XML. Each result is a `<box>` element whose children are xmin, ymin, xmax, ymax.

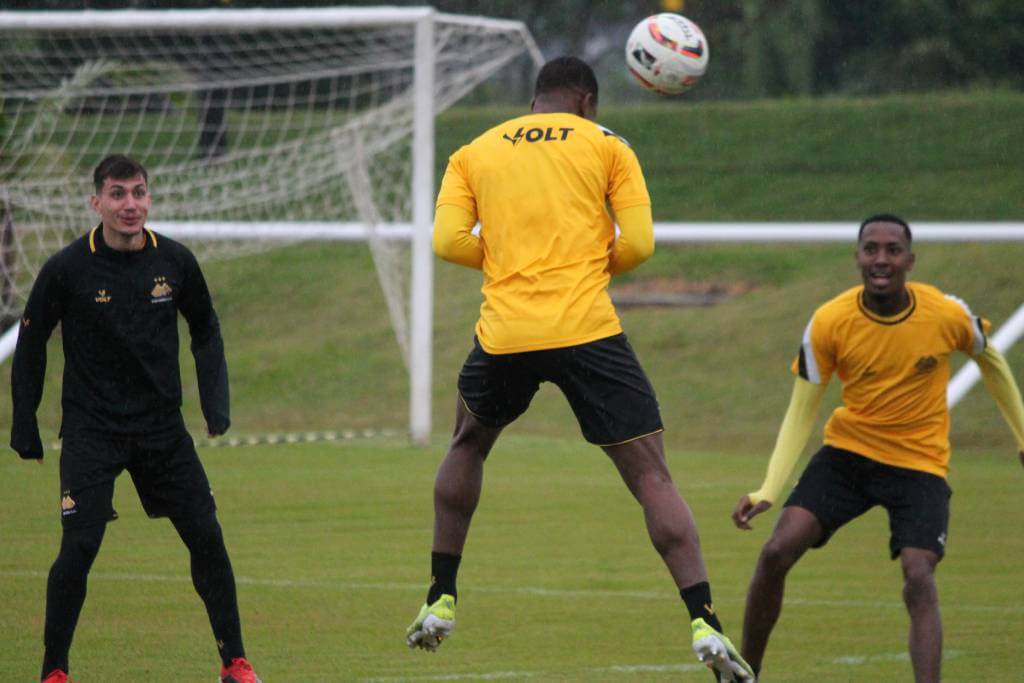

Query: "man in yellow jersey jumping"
<box><xmin>405</xmin><ymin>57</ymin><xmax>754</xmax><ymax>681</ymax></box>
<box><xmin>731</xmin><ymin>214</ymin><xmax>1024</xmax><ymax>682</ymax></box>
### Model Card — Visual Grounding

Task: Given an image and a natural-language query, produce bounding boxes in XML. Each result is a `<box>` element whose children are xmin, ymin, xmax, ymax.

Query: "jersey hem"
<box><xmin>594</xmin><ymin>428</ymin><xmax>664</xmax><ymax>448</ymax></box>
<box><xmin>823</xmin><ymin>438</ymin><xmax>948</xmax><ymax>478</ymax></box>
<box><xmin>476</xmin><ymin>327</ymin><xmax>624</xmax><ymax>355</ymax></box>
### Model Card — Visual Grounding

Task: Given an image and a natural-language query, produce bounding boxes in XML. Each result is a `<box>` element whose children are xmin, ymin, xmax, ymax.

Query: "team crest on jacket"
<box><xmin>150</xmin><ymin>276</ymin><xmax>172</xmax><ymax>302</ymax></box>
<box><xmin>61</xmin><ymin>492</ymin><xmax>77</xmax><ymax>516</ymax></box>
<box><xmin>94</xmin><ymin>289</ymin><xmax>111</xmax><ymax>303</ymax></box>
<box><xmin>915</xmin><ymin>356</ymin><xmax>938</xmax><ymax>374</ymax></box>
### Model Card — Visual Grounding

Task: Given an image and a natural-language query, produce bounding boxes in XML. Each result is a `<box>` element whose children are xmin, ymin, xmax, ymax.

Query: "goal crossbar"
<box><xmin>140</xmin><ymin>221</ymin><xmax>1024</xmax><ymax>242</ymax></box>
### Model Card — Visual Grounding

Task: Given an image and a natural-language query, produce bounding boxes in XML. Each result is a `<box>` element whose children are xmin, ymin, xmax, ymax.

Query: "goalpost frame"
<box><xmin>0</xmin><ymin>6</ymin><xmax>471</xmax><ymax>446</ymax></box>
<box><xmin>410</xmin><ymin>12</ymin><xmax>435</xmax><ymax>446</ymax></box>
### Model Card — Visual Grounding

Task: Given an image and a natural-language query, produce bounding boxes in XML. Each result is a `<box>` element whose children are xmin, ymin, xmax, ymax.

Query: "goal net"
<box><xmin>0</xmin><ymin>7</ymin><xmax>542</xmax><ymax>442</ymax></box>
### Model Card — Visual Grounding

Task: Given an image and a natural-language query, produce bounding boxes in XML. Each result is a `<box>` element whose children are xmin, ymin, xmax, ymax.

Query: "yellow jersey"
<box><xmin>792</xmin><ymin>282</ymin><xmax>990</xmax><ymax>477</ymax></box>
<box><xmin>435</xmin><ymin>111</ymin><xmax>651</xmax><ymax>354</ymax></box>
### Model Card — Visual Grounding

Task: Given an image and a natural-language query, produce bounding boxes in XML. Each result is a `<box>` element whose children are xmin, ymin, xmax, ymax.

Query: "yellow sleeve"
<box><xmin>608</xmin><ymin>204</ymin><xmax>654</xmax><ymax>276</ymax></box>
<box><xmin>749</xmin><ymin>377</ymin><xmax>828</xmax><ymax>505</ymax></box>
<box><xmin>974</xmin><ymin>345</ymin><xmax>1024</xmax><ymax>451</ymax></box>
<box><xmin>433</xmin><ymin>204</ymin><xmax>483</xmax><ymax>270</ymax></box>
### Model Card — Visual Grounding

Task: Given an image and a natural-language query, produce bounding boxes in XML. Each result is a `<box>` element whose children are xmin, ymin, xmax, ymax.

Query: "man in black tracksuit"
<box><xmin>10</xmin><ymin>155</ymin><xmax>260</xmax><ymax>683</ymax></box>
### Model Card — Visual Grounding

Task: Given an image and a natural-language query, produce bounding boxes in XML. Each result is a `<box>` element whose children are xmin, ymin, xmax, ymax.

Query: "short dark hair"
<box><xmin>93</xmin><ymin>154</ymin><xmax>148</xmax><ymax>193</ymax></box>
<box><xmin>858</xmin><ymin>213</ymin><xmax>912</xmax><ymax>243</ymax></box>
<box><xmin>534</xmin><ymin>56</ymin><xmax>598</xmax><ymax>103</ymax></box>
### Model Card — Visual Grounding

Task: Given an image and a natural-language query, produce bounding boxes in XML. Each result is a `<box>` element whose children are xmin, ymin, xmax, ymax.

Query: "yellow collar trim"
<box><xmin>89</xmin><ymin>225</ymin><xmax>156</xmax><ymax>253</ymax></box>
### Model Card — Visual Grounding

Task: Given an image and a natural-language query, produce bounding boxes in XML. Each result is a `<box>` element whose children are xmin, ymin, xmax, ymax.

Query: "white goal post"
<box><xmin>0</xmin><ymin>7</ymin><xmax>543</xmax><ymax>445</ymax></box>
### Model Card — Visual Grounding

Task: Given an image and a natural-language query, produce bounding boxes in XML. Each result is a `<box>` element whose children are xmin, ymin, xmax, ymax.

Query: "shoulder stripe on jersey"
<box><xmin>944</xmin><ymin>294</ymin><xmax>986</xmax><ymax>354</ymax></box>
<box><xmin>598</xmin><ymin>125</ymin><xmax>631</xmax><ymax>146</ymax></box>
<box><xmin>972</xmin><ymin>317</ymin><xmax>988</xmax><ymax>353</ymax></box>
<box><xmin>146</xmin><ymin>228</ymin><xmax>158</xmax><ymax>248</ymax></box>
<box><xmin>799</xmin><ymin>318</ymin><xmax>822</xmax><ymax>384</ymax></box>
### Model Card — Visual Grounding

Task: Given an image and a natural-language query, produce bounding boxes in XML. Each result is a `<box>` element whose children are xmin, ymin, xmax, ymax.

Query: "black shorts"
<box><xmin>457</xmin><ymin>333</ymin><xmax>663</xmax><ymax>446</ymax></box>
<box><xmin>58</xmin><ymin>430</ymin><xmax>216</xmax><ymax>529</ymax></box>
<box><xmin>785</xmin><ymin>445</ymin><xmax>952</xmax><ymax>559</ymax></box>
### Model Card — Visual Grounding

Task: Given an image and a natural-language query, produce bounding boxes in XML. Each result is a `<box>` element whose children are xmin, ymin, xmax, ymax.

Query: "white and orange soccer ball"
<box><xmin>625</xmin><ymin>13</ymin><xmax>709</xmax><ymax>96</ymax></box>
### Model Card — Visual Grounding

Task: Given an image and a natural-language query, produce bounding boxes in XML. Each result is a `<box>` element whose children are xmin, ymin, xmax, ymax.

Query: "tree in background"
<box><xmin>1</xmin><ymin>0</ymin><xmax>1023</xmax><ymax>99</ymax></box>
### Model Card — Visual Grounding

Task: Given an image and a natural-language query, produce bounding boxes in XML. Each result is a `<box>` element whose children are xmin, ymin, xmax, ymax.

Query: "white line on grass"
<box><xmin>832</xmin><ymin>649</ymin><xmax>962</xmax><ymax>665</ymax></box>
<box><xmin>363</xmin><ymin>663</ymin><xmax>713</xmax><ymax>681</ymax></box>
<box><xmin>2</xmin><ymin>569</ymin><xmax>1022</xmax><ymax>615</ymax></box>
<box><xmin>363</xmin><ymin>654</ymin><xmax>966</xmax><ymax>681</ymax></box>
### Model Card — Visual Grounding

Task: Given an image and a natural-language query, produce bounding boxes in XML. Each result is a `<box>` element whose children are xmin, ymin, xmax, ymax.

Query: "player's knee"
<box><xmin>758</xmin><ymin>537</ymin><xmax>801</xmax><ymax>574</ymax></box>
<box><xmin>174</xmin><ymin>512</ymin><xmax>226</xmax><ymax>554</ymax></box>
<box><xmin>900</xmin><ymin>559</ymin><xmax>937</xmax><ymax>606</ymax></box>
<box><xmin>59</xmin><ymin>524</ymin><xmax>105</xmax><ymax>565</ymax></box>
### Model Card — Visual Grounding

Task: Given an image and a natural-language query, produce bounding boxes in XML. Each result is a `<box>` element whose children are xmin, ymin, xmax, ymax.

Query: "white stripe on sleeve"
<box><xmin>801</xmin><ymin>318</ymin><xmax>823</xmax><ymax>384</ymax></box>
<box><xmin>944</xmin><ymin>294</ymin><xmax>987</xmax><ymax>355</ymax></box>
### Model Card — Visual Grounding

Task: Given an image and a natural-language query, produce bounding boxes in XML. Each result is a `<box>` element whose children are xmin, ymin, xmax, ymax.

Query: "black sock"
<box><xmin>42</xmin><ymin>523</ymin><xmax>107</xmax><ymax>679</ymax></box>
<box><xmin>680</xmin><ymin>581</ymin><xmax>723</xmax><ymax>632</ymax></box>
<box><xmin>172</xmin><ymin>513</ymin><xmax>245</xmax><ymax>668</ymax></box>
<box><xmin>426</xmin><ymin>552</ymin><xmax>461</xmax><ymax>604</ymax></box>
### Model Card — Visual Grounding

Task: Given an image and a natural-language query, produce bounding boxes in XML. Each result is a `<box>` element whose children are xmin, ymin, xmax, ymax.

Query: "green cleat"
<box><xmin>691</xmin><ymin>618</ymin><xmax>756</xmax><ymax>682</ymax></box>
<box><xmin>406</xmin><ymin>594</ymin><xmax>456</xmax><ymax>652</ymax></box>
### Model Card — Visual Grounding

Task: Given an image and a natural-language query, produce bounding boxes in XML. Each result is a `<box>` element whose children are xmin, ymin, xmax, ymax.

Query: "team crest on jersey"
<box><xmin>61</xmin><ymin>492</ymin><xmax>77</xmax><ymax>516</ymax></box>
<box><xmin>915</xmin><ymin>356</ymin><xmax>938</xmax><ymax>374</ymax></box>
<box><xmin>94</xmin><ymin>289</ymin><xmax>111</xmax><ymax>303</ymax></box>
<box><xmin>150</xmin><ymin>276</ymin><xmax>172</xmax><ymax>302</ymax></box>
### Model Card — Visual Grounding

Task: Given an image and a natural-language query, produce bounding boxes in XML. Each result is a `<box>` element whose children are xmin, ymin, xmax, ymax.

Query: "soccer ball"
<box><xmin>625</xmin><ymin>13</ymin><xmax>709</xmax><ymax>96</ymax></box>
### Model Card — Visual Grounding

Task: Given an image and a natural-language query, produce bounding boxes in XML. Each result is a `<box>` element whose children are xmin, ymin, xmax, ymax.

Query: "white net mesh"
<box><xmin>0</xmin><ymin>10</ymin><xmax>539</xmax><ymax>366</ymax></box>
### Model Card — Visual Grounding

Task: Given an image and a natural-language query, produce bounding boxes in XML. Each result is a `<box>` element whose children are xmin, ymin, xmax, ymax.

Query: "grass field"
<box><xmin>2</xmin><ymin>92</ymin><xmax>1024</xmax><ymax>680</ymax></box>
<box><xmin>1</xmin><ymin>436</ymin><xmax>1021</xmax><ymax>681</ymax></box>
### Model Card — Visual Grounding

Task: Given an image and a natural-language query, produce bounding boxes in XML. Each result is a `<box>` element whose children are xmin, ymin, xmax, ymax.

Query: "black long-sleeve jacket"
<box><xmin>10</xmin><ymin>225</ymin><xmax>229</xmax><ymax>459</ymax></box>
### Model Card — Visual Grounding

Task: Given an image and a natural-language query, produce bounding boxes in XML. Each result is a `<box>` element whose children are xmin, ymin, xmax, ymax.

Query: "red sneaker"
<box><xmin>41</xmin><ymin>670</ymin><xmax>68</xmax><ymax>683</ymax></box>
<box><xmin>219</xmin><ymin>657</ymin><xmax>262</xmax><ymax>683</ymax></box>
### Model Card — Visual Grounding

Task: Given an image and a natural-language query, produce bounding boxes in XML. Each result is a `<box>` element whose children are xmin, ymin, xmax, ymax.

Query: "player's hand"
<box><xmin>732</xmin><ymin>494</ymin><xmax>772</xmax><ymax>530</ymax></box>
<box><xmin>12</xmin><ymin>434</ymin><xmax>45</xmax><ymax>462</ymax></box>
<box><xmin>206</xmin><ymin>422</ymin><xmax>229</xmax><ymax>438</ymax></box>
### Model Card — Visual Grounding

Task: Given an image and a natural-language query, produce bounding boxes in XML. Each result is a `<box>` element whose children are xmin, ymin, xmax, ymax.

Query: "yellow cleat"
<box><xmin>691</xmin><ymin>618</ymin><xmax>756</xmax><ymax>682</ymax></box>
<box><xmin>406</xmin><ymin>594</ymin><xmax>456</xmax><ymax>652</ymax></box>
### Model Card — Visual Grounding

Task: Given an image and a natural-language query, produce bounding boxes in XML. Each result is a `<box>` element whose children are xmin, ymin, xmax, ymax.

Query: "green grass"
<box><xmin>1</xmin><ymin>436</ymin><xmax>1020</xmax><ymax>681</ymax></box>
<box><xmin>3</xmin><ymin>92</ymin><xmax>1024</xmax><ymax>680</ymax></box>
<box><xmin>436</xmin><ymin>91</ymin><xmax>1024</xmax><ymax>220</ymax></box>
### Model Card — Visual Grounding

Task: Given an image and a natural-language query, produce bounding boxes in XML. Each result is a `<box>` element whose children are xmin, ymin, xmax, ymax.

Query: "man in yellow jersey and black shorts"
<box><xmin>731</xmin><ymin>214</ymin><xmax>1024</xmax><ymax>682</ymax></box>
<box><xmin>405</xmin><ymin>57</ymin><xmax>754</xmax><ymax>681</ymax></box>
